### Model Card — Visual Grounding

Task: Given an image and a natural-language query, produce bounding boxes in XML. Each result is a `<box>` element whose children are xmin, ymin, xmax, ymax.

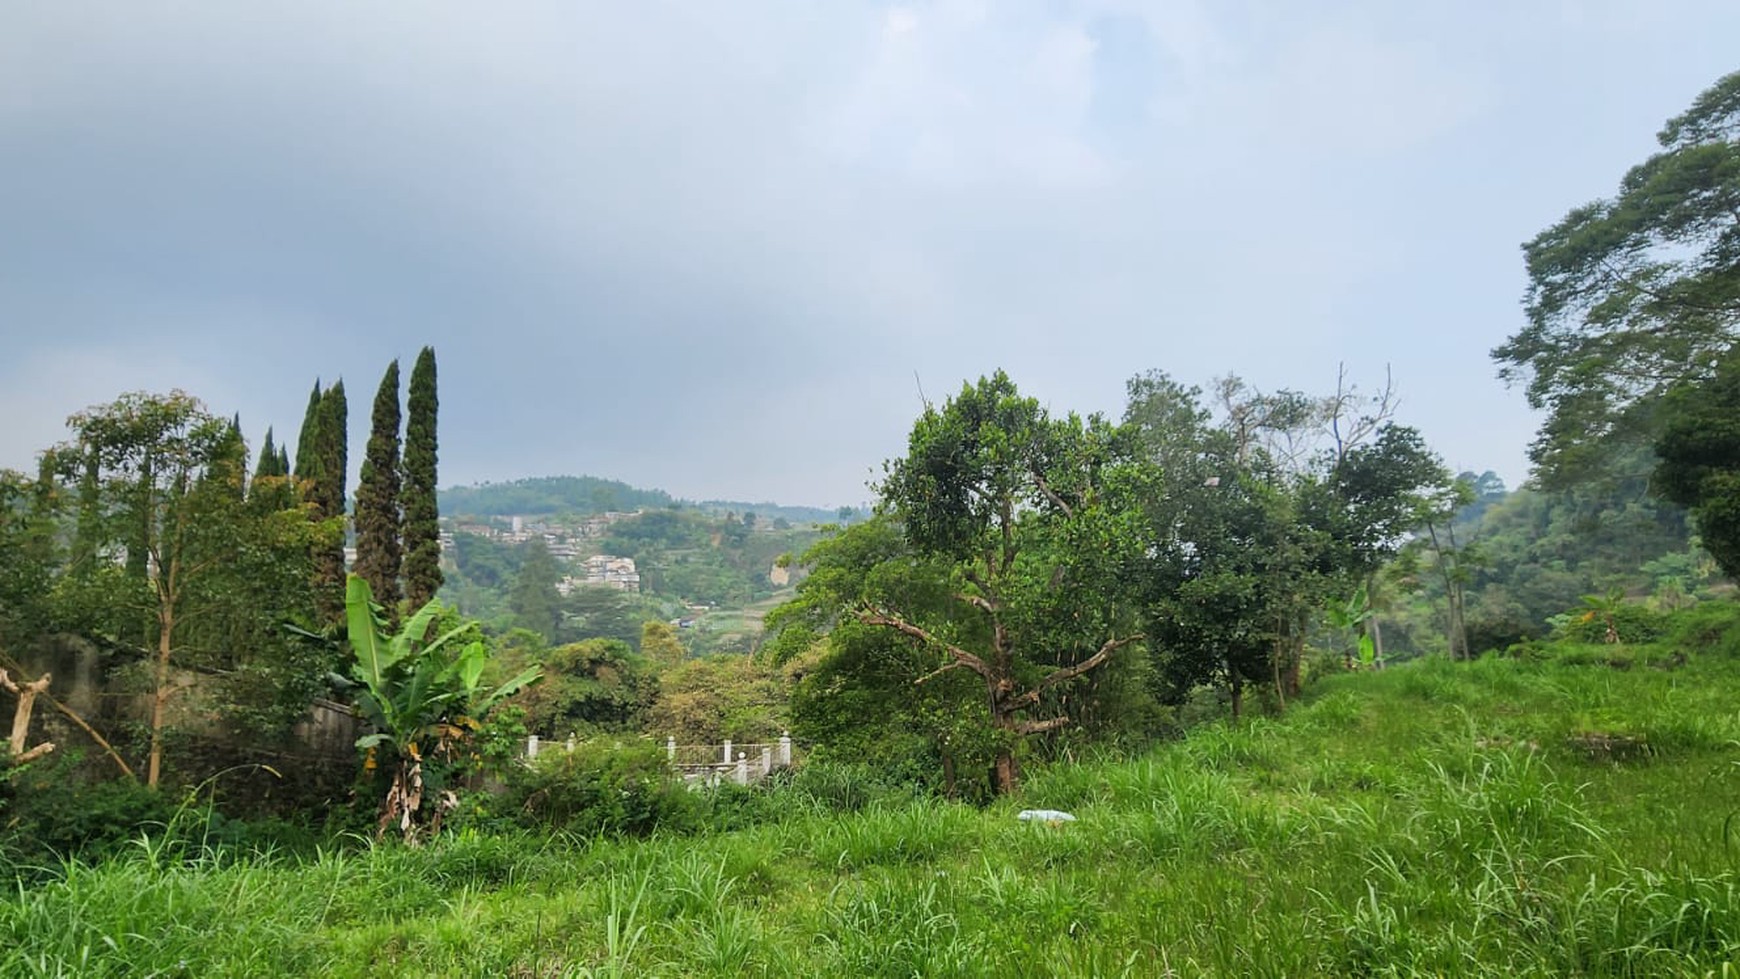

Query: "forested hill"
<box><xmin>438</xmin><ymin>475</ymin><xmax>845</xmax><ymax>525</ymax></box>
<box><xmin>439</xmin><ymin>476</ymin><xmax>674</xmax><ymax>516</ymax></box>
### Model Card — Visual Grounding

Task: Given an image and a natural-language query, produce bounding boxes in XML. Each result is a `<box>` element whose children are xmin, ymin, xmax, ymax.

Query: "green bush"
<box><xmin>1556</xmin><ymin>602</ymin><xmax>1669</xmax><ymax>645</ymax></box>
<box><xmin>1662</xmin><ymin>601</ymin><xmax>1740</xmax><ymax>658</ymax></box>
<box><xmin>1466</xmin><ymin>614</ymin><xmax>1537</xmax><ymax>656</ymax></box>
<box><xmin>0</xmin><ymin>757</ymin><xmax>175</xmax><ymax>867</ymax></box>
<box><xmin>497</xmin><ymin>738</ymin><xmax>700</xmax><ymax>837</ymax></box>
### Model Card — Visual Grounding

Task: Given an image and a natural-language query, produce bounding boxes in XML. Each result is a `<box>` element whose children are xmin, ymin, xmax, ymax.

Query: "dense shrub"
<box><xmin>0</xmin><ymin>756</ymin><xmax>175</xmax><ymax>865</ymax></box>
<box><xmin>1466</xmin><ymin>615</ymin><xmax>1538</xmax><ymax>656</ymax></box>
<box><xmin>1555</xmin><ymin>602</ymin><xmax>1669</xmax><ymax>645</ymax></box>
<box><xmin>1663</xmin><ymin>601</ymin><xmax>1740</xmax><ymax>658</ymax></box>
<box><xmin>497</xmin><ymin>738</ymin><xmax>700</xmax><ymax>837</ymax></box>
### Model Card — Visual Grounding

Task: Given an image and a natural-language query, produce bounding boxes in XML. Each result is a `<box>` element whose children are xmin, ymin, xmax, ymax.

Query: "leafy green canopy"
<box><xmin>1656</xmin><ymin>347</ymin><xmax>1740</xmax><ymax>580</ymax></box>
<box><xmin>772</xmin><ymin>371</ymin><xmax>1152</xmax><ymax>793</ymax></box>
<box><xmin>1495</xmin><ymin>69</ymin><xmax>1740</xmax><ymax>486</ymax></box>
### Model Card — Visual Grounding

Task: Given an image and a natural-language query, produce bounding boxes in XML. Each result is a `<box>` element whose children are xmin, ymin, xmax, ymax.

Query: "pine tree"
<box><xmin>402</xmin><ymin>347</ymin><xmax>443</xmax><ymax>609</ymax></box>
<box><xmin>355</xmin><ymin>360</ymin><xmax>403</xmax><ymax>622</ymax></box>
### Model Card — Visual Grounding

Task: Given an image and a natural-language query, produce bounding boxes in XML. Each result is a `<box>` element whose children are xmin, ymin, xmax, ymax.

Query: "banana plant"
<box><xmin>1578</xmin><ymin>587</ymin><xmax>1626</xmax><ymax>644</ymax></box>
<box><xmin>1324</xmin><ymin>586</ymin><xmax>1377</xmax><ymax>669</ymax></box>
<box><xmin>344</xmin><ymin>574</ymin><xmax>541</xmax><ymax>841</ymax></box>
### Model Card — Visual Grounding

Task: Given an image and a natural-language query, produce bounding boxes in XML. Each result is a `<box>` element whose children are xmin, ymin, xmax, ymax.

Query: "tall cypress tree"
<box><xmin>250</xmin><ymin>427</ymin><xmax>299</xmax><ymax>514</ymax></box>
<box><xmin>254</xmin><ymin>427</ymin><xmax>281</xmax><ymax>479</ymax></box>
<box><xmin>311</xmin><ymin>381</ymin><xmax>349</xmax><ymax>627</ymax></box>
<box><xmin>293</xmin><ymin>381</ymin><xmax>323</xmax><ymax>484</ymax></box>
<box><xmin>207</xmin><ymin>415</ymin><xmax>248</xmax><ymax>502</ymax></box>
<box><xmin>315</xmin><ymin>381</ymin><xmax>348</xmax><ymax>520</ymax></box>
<box><xmin>355</xmin><ymin>360</ymin><xmax>403</xmax><ymax>622</ymax></box>
<box><xmin>402</xmin><ymin>347</ymin><xmax>443</xmax><ymax>610</ymax></box>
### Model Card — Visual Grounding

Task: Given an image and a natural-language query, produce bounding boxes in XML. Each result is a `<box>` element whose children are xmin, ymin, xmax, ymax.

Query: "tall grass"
<box><xmin>5</xmin><ymin>646</ymin><xmax>1740</xmax><ymax>975</ymax></box>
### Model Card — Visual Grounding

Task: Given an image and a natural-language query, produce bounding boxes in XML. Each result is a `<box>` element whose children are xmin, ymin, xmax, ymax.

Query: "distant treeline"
<box><xmin>440</xmin><ymin>474</ymin><xmax>850</xmax><ymax>526</ymax></box>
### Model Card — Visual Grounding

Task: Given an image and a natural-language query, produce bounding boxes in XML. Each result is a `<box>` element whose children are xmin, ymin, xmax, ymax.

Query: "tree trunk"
<box><xmin>147</xmin><ymin>605</ymin><xmax>172</xmax><ymax>788</ymax></box>
<box><xmin>941</xmin><ymin>751</ymin><xmax>957</xmax><ymax>800</ymax></box>
<box><xmin>1447</xmin><ymin>582</ymin><xmax>1469</xmax><ymax>660</ymax></box>
<box><xmin>1271</xmin><ymin>651</ymin><xmax>1286</xmax><ymax>712</ymax></box>
<box><xmin>1282</xmin><ymin>633</ymin><xmax>1304</xmax><ymax>699</ymax></box>
<box><xmin>1228</xmin><ymin>665</ymin><xmax>1244</xmax><ymax>722</ymax></box>
<box><xmin>993</xmin><ymin>749</ymin><xmax>1018</xmax><ymax>795</ymax></box>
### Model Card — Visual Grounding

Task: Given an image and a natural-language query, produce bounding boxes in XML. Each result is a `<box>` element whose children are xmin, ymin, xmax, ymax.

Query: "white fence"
<box><xmin>524</xmin><ymin>732</ymin><xmax>797</xmax><ymax>787</ymax></box>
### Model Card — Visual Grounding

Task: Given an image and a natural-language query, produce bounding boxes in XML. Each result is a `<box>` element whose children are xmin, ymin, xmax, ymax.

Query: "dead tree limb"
<box><xmin>0</xmin><ymin>669</ymin><xmax>55</xmax><ymax>765</ymax></box>
<box><xmin>0</xmin><ymin>651</ymin><xmax>135</xmax><ymax>779</ymax></box>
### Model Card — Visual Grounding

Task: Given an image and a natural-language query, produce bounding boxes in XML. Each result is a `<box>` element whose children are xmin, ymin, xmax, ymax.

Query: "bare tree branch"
<box><xmin>1013</xmin><ymin>715</ymin><xmax>1072</xmax><ymax>736</ymax></box>
<box><xmin>0</xmin><ymin>653</ymin><xmax>135</xmax><ymax>780</ymax></box>
<box><xmin>858</xmin><ymin>610</ymin><xmax>995</xmax><ymax>681</ymax></box>
<box><xmin>1005</xmin><ymin>634</ymin><xmax>1144</xmax><ymax>711</ymax></box>
<box><xmin>914</xmin><ymin>660</ymin><xmax>967</xmax><ymax>686</ymax></box>
<box><xmin>955</xmin><ymin>593</ymin><xmax>996</xmax><ymax>616</ymax></box>
<box><xmin>1030</xmin><ymin>468</ymin><xmax>1075</xmax><ymax>519</ymax></box>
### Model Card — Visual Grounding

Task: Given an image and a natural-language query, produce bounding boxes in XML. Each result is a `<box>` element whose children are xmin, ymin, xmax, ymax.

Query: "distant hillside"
<box><xmin>695</xmin><ymin>500</ymin><xmax>854</xmax><ymax>527</ymax></box>
<box><xmin>440</xmin><ymin>474</ymin><xmax>852</xmax><ymax>526</ymax></box>
<box><xmin>439</xmin><ymin>476</ymin><xmax>675</xmax><ymax>516</ymax></box>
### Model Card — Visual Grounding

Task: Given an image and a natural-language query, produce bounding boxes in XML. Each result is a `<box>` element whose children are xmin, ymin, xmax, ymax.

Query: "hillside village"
<box><xmin>423</xmin><ymin>499</ymin><xmax>825</xmax><ymax>648</ymax></box>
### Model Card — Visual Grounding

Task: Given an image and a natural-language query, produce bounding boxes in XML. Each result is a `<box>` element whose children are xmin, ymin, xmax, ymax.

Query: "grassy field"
<box><xmin>5</xmin><ymin>646</ymin><xmax>1740</xmax><ymax>976</ymax></box>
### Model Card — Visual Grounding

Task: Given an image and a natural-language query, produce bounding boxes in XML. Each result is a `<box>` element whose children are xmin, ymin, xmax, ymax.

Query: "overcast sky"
<box><xmin>2</xmin><ymin>3</ymin><xmax>1736</xmax><ymax>507</ymax></box>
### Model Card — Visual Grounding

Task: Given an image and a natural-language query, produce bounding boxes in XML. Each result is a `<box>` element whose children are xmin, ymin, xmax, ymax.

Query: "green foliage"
<box><xmin>507</xmin><ymin>538</ymin><xmax>563</xmax><ymax>641</ymax></box>
<box><xmin>647</xmin><ymin>653</ymin><xmax>790</xmax><ymax>744</ymax></box>
<box><xmin>1656</xmin><ymin>345</ymin><xmax>1740</xmax><ymax>580</ymax></box>
<box><xmin>1385</xmin><ymin>460</ymin><xmax>1700</xmax><ymax>658</ymax></box>
<box><xmin>496</xmin><ymin>739</ymin><xmax>699</xmax><ymax>837</ymax></box>
<box><xmin>251</xmin><ymin>427</ymin><xmax>282</xmax><ymax>479</ymax></box>
<box><xmin>0</xmin><ymin>755</ymin><xmax>175</xmax><ymax>865</ymax></box>
<box><xmin>868</xmin><ymin>371</ymin><xmax>1154</xmax><ymax>790</ymax></box>
<box><xmin>1495</xmin><ymin>68</ymin><xmax>1740</xmax><ymax>486</ymax></box>
<box><xmin>640</xmin><ymin>620</ymin><xmax>685</xmax><ymax>668</ymax></box>
<box><xmin>0</xmin><ymin>469</ymin><xmax>61</xmax><ymax>649</ymax></box>
<box><xmin>1128</xmin><ymin>369</ymin><xmax>1451</xmax><ymax>701</ymax></box>
<box><xmin>512</xmin><ymin>638</ymin><xmax>658</xmax><ymax>736</ymax></box>
<box><xmin>601</xmin><ymin>508</ymin><xmax>815</xmax><ymax>606</ymax></box>
<box><xmin>1557</xmin><ymin>596</ymin><xmax>1670</xmax><ymax>646</ymax></box>
<box><xmin>564</xmin><ymin>585</ymin><xmax>656</xmax><ymax>647</ymax></box>
<box><xmin>10</xmin><ymin>635</ymin><xmax>1740</xmax><ymax>974</ymax></box>
<box><xmin>402</xmin><ymin>346</ymin><xmax>443</xmax><ymax>610</ymax></box>
<box><xmin>51</xmin><ymin>390</ymin><xmax>323</xmax><ymax>785</ymax></box>
<box><xmin>1325</xmin><ymin>587</ymin><xmax>1376</xmax><ymax>666</ymax></box>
